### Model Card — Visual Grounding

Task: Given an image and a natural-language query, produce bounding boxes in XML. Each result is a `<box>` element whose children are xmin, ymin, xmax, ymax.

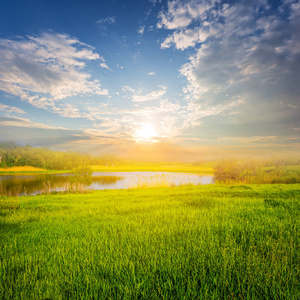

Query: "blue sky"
<box><xmin>0</xmin><ymin>0</ymin><xmax>299</xmax><ymax>159</ymax></box>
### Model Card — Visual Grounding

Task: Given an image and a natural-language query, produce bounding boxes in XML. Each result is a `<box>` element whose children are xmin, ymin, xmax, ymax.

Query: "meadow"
<box><xmin>0</xmin><ymin>184</ymin><xmax>299</xmax><ymax>299</ymax></box>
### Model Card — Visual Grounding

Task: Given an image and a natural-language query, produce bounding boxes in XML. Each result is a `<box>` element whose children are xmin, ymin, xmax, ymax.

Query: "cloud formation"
<box><xmin>1</xmin><ymin>1</ymin><xmax>299</xmax><ymax>153</ymax></box>
<box><xmin>100</xmin><ymin>62</ymin><xmax>112</xmax><ymax>71</ymax></box>
<box><xmin>0</xmin><ymin>116</ymin><xmax>66</xmax><ymax>130</ymax></box>
<box><xmin>121</xmin><ymin>86</ymin><xmax>166</xmax><ymax>103</ymax></box>
<box><xmin>132</xmin><ymin>89</ymin><xmax>166</xmax><ymax>103</ymax></box>
<box><xmin>96</xmin><ymin>16</ymin><xmax>116</xmax><ymax>25</ymax></box>
<box><xmin>0</xmin><ymin>103</ymin><xmax>26</xmax><ymax>115</ymax></box>
<box><xmin>138</xmin><ymin>26</ymin><xmax>145</xmax><ymax>35</ymax></box>
<box><xmin>0</xmin><ymin>32</ymin><xmax>108</xmax><ymax>103</ymax></box>
<box><xmin>158</xmin><ymin>0</ymin><xmax>300</xmax><ymax>137</ymax></box>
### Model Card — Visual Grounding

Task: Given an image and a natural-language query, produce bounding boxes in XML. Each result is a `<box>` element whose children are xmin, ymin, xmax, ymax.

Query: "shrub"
<box><xmin>70</xmin><ymin>166</ymin><xmax>93</xmax><ymax>186</ymax></box>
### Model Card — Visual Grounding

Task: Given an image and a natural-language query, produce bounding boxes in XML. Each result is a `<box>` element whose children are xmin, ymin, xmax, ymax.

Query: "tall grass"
<box><xmin>0</xmin><ymin>184</ymin><xmax>299</xmax><ymax>299</ymax></box>
<box><xmin>0</xmin><ymin>186</ymin><xmax>20</xmax><ymax>210</ymax></box>
<box><xmin>0</xmin><ymin>185</ymin><xmax>22</xmax><ymax>197</ymax></box>
<box><xmin>0</xmin><ymin>166</ymin><xmax>67</xmax><ymax>175</ymax></box>
<box><xmin>40</xmin><ymin>181</ymin><xmax>90</xmax><ymax>194</ymax></box>
<box><xmin>0</xmin><ymin>166</ymin><xmax>46</xmax><ymax>172</ymax></box>
<box><xmin>214</xmin><ymin>159</ymin><xmax>300</xmax><ymax>184</ymax></box>
<box><xmin>132</xmin><ymin>174</ymin><xmax>171</xmax><ymax>188</ymax></box>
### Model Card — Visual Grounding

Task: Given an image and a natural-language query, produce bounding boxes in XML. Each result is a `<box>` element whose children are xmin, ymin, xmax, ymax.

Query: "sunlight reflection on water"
<box><xmin>90</xmin><ymin>172</ymin><xmax>214</xmax><ymax>190</ymax></box>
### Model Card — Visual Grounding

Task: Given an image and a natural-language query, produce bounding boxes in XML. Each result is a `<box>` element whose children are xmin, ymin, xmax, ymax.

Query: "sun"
<box><xmin>135</xmin><ymin>123</ymin><xmax>158</xmax><ymax>143</ymax></box>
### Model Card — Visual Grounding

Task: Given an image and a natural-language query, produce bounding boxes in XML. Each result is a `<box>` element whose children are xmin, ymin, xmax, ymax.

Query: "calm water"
<box><xmin>0</xmin><ymin>172</ymin><xmax>214</xmax><ymax>195</ymax></box>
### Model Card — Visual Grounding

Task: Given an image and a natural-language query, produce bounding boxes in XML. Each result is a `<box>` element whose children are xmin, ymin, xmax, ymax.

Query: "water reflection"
<box><xmin>0</xmin><ymin>172</ymin><xmax>214</xmax><ymax>195</ymax></box>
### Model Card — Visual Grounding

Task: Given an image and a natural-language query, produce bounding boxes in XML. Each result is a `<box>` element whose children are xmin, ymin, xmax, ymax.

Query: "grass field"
<box><xmin>0</xmin><ymin>184</ymin><xmax>299</xmax><ymax>299</ymax></box>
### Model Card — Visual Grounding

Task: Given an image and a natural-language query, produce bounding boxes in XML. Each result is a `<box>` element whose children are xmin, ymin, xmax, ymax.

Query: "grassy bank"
<box><xmin>0</xmin><ymin>162</ymin><xmax>214</xmax><ymax>175</ymax></box>
<box><xmin>0</xmin><ymin>184</ymin><xmax>299</xmax><ymax>299</ymax></box>
<box><xmin>91</xmin><ymin>162</ymin><xmax>215</xmax><ymax>174</ymax></box>
<box><xmin>0</xmin><ymin>166</ymin><xmax>69</xmax><ymax>175</ymax></box>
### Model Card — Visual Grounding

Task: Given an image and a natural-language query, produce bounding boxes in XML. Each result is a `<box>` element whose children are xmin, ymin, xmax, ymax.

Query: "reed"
<box><xmin>40</xmin><ymin>181</ymin><xmax>91</xmax><ymax>194</ymax></box>
<box><xmin>41</xmin><ymin>181</ymin><xmax>52</xmax><ymax>194</ymax></box>
<box><xmin>214</xmin><ymin>160</ymin><xmax>300</xmax><ymax>184</ymax></box>
<box><xmin>132</xmin><ymin>174</ymin><xmax>171</xmax><ymax>189</ymax></box>
<box><xmin>0</xmin><ymin>187</ymin><xmax>20</xmax><ymax>210</ymax></box>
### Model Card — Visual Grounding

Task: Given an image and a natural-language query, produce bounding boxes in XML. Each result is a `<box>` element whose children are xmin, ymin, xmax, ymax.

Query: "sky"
<box><xmin>0</xmin><ymin>0</ymin><xmax>299</xmax><ymax>160</ymax></box>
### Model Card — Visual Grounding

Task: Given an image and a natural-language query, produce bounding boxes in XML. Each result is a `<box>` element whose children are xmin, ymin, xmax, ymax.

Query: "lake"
<box><xmin>0</xmin><ymin>172</ymin><xmax>214</xmax><ymax>195</ymax></box>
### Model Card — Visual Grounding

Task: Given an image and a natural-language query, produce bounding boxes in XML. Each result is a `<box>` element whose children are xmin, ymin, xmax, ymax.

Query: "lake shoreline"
<box><xmin>0</xmin><ymin>171</ymin><xmax>215</xmax><ymax>196</ymax></box>
<box><xmin>0</xmin><ymin>163</ymin><xmax>215</xmax><ymax>176</ymax></box>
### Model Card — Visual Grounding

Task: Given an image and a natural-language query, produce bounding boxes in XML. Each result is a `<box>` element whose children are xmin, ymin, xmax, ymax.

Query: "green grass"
<box><xmin>0</xmin><ymin>162</ymin><xmax>214</xmax><ymax>175</ymax></box>
<box><xmin>92</xmin><ymin>162</ymin><xmax>215</xmax><ymax>174</ymax></box>
<box><xmin>0</xmin><ymin>170</ymin><xmax>70</xmax><ymax>175</ymax></box>
<box><xmin>283</xmin><ymin>165</ymin><xmax>300</xmax><ymax>175</ymax></box>
<box><xmin>0</xmin><ymin>184</ymin><xmax>299</xmax><ymax>299</ymax></box>
<box><xmin>215</xmin><ymin>161</ymin><xmax>300</xmax><ymax>184</ymax></box>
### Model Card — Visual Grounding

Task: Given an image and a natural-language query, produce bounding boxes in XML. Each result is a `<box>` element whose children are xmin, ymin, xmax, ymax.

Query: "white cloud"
<box><xmin>138</xmin><ymin>26</ymin><xmax>145</xmax><ymax>35</ymax></box>
<box><xmin>0</xmin><ymin>116</ymin><xmax>66</xmax><ymax>130</ymax></box>
<box><xmin>182</xmin><ymin>100</ymin><xmax>242</xmax><ymax>129</ymax></box>
<box><xmin>93</xmin><ymin>118</ymin><xmax>122</xmax><ymax>132</ymax></box>
<box><xmin>160</xmin><ymin>115</ymin><xmax>179</xmax><ymax>137</ymax></box>
<box><xmin>79</xmin><ymin>89</ymin><xmax>182</xmax><ymax>141</ymax></box>
<box><xmin>96</xmin><ymin>16</ymin><xmax>116</xmax><ymax>25</ymax></box>
<box><xmin>158</xmin><ymin>99</ymin><xmax>181</xmax><ymax>112</ymax></box>
<box><xmin>158</xmin><ymin>85</ymin><xmax>167</xmax><ymax>90</ymax></box>
<box><xmin>149</xmin><ymin>0</ymin><xmax>162</xmax><ymax>5</ymax></box>
<box><xmin>100</xmin><ymin>62</ymin><xmax>112</xmax><ymax>71</ymax></box>
<box><xmin>84</xmin><ymin>129</ymin><xmax>119</xmax><ymax>139</ymax></box>
<box><xmin>161</xmin><ymin>27</ymin><xmax>211</xmax><ymax>50</ymax></box>
<box><xmin>157</xmin><ymin>0</ymin><xmax>214</xmax><ymax>29</ymax></box>
<box><xmin>158</xmin><ymin>0</ymin><xmax>300</xmax><ymax>136</ymax></box>
<box><xmin>132</xmin><ymin>89</ymin><xmax>166</xmax><ymax>103</ymax></box>
<box><xmin>0</xmin><ymin>103</ymin><xmax>26</xmax><ymax>115</ymax></box>
<box><xmin>56</xmin><ymin>103</ymin><xmax>82</xmax><ymax>118</ymax></box>
<box><xmin>290</xmin><ymin>2</ymin><xmax>300</xmax><ymax>20</ymax></box>
<box><xmin>0</xmin><ymin>32</ymin><xmax>108</xmax><ymax>104</ymax></box>
<box><xmin>24</xmin><ymin>95</ymin><xmax>85</xmax><ymax>119</ymax></box>
<box><xmin>122</xmin><ymin>85</ymin><xmax>136</xmax><ymax>93</ymax></box>
<box><xmin>148</xmin><ymin>72</ymin><xmax>156</xmax><ymax>75</ymax></box>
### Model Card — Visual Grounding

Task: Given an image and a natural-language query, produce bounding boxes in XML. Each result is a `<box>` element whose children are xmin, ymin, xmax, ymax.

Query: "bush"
<box><xmin>70</xmin><ymin>166</ymin><xmax>93</xmax><ymax>186</ymax></box>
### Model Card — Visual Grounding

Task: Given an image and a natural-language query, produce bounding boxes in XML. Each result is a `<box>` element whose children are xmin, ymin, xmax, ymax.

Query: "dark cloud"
<box><xmin>159</xmin><ymin>0</ymin><xmax>300</xmax><ymax>139</ymax></box>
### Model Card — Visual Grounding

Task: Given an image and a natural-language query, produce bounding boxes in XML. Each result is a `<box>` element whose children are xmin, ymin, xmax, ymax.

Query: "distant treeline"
<box><xmin>0</xmin><ymin>141</ymin><xmax>121</xmax><ymax>170</ymax></box>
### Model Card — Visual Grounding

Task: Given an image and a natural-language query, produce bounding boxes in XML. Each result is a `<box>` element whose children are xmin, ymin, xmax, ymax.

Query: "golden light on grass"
<box><xmin>134</xmin><ymin>123</ymin><xmax>158</xmax><ymax>143</ymax></box>
<box><xmin>0</xmin><ymin>166</ymin><xmax>46</xmax><ymax>172</ymax></box>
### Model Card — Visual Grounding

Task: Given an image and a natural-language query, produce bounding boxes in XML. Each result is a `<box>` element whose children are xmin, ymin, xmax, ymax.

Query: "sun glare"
<box><xmin>135</xmin><ymin>123</ymin><xmax>158</xmax><ymax>143</ymax></box>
